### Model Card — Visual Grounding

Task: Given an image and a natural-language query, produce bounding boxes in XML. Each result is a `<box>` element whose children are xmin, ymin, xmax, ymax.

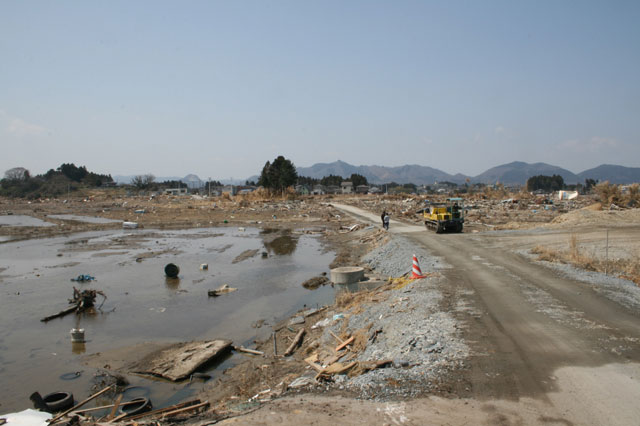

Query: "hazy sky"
<box><xmin>2</xmin><ymin>1</ymin><xmax>639</xmax><ymax>180</ymax></box>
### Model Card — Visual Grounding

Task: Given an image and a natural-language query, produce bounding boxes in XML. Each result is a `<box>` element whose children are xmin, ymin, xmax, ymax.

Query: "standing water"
<box><xmin>0</xmin><ymin>227</ymin><xmax>336</xmax><ymax>412</ymax></box>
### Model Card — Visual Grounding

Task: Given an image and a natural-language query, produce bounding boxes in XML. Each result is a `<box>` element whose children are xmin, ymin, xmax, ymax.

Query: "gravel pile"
<box><xmin>361</xmin><ymin>235</ymin><xmax>449</xmax><ymax>276</ymax></box>
<box><xmin>319</xmin><ymin>234</ymin><xmax>468</xmax><ymax>399</ymax></box>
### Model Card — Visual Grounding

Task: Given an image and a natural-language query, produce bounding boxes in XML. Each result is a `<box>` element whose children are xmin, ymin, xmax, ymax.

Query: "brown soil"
<box><xmin>3</xmin><ymin>190</ymin><xmax>640</xmax><ymax>425</ymax></box>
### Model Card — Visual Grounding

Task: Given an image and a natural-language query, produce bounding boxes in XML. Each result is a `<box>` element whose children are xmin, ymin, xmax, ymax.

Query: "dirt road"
<box><xmin>315</xmin><ymin>204</ymin><xmax>640</xmax><ymax>425</ymax></box>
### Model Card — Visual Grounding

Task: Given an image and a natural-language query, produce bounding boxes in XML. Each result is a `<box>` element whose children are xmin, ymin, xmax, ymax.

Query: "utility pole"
<box><xmin>605</xmin><ymin>229</ymin><xmax>609</xmax><ymax>275</ymax></box>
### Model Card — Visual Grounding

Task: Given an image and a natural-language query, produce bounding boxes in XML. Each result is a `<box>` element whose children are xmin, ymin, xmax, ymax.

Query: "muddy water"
<box><xmin>0</xmin><ymin>215</ymin><xmax>56</xmax><ymax>227</ymax></box>
<box><xmin>47</xmin><ymin>214</ymin><xmax>123</xmax><ymax>224</ymax></box>
<box><xmin>0</xmin><ymin>227</ymin><xmax>335</xmax><ymax>412</ymax></box>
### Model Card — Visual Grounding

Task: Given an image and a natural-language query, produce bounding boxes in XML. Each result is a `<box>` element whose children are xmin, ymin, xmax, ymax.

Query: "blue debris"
<box><xmin>70</xmin><ymin>274</ymin><xmax>95</xmax><ymax>282</ymax></box>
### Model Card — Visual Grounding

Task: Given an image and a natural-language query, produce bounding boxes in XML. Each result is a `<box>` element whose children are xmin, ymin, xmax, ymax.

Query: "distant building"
<box><xmin>341</xmin><ymin>181</ymin><xmax>354</xmax><ymax>194</ymax></box>
<box><xmin>312</xmin><ymin>185</ymin><xmax>326</xmax><ymax>195</ymax></box>
<box><xmin>164</xmin><ymin>188</ymin><xmax>188</xmax><ymax>195</ymax></box>
<box><xmin>368</xmin><ymin>186</ymin><xmax>382</xmax><ymax>194</ymax></box>
<box><xmin>356</xmin><ymin>185</ymin><xmax>369</xmax><ymax>194</ymax></box>
<box><xmin>295</xmin><ymin>185</ymin><xmax>310</xmax><ymax>195</ymax></box>
<box><xmin>222</xmin><ymin>185</ymin><xmax>236</xmax><ymax>196</ymax></box>
<box><xmin>326</xmin><ymin>185</ymin><xmax>341</xmax><ymax>194</ymax></box>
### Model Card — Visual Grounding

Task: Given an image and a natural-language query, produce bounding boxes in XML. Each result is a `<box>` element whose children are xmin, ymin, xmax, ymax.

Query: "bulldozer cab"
<box><xmin>424</xmin><ymin>198</ymin><xmax>464</xmax><ymax>233</ymax></box>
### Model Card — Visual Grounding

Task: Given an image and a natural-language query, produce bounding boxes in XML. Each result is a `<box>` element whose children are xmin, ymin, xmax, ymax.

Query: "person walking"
<box><xmin>383</xmin><ymin>213</ymin><xmax>390</xmax><ymax>230</ymax></box>
<box><xmin>381</xmin><ymin>210</ymin><xmax>386</xmax><ymax>227</ymax></box>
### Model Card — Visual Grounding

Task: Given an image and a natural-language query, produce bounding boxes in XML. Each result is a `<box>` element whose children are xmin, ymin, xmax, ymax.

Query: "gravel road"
<box><xmin>331</xmin><ymin>203</ymin><xmax>640</xmax><ymax>425</ymax></box>
<box><xmin>220</xmin><ymin>204</ymin><xmax>640</xmax><ymax>425</ymax></box>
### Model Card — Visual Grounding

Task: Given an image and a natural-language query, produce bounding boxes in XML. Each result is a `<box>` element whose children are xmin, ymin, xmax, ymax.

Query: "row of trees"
<box><xmin>256</xmin><ymin>156</ymin><xmax>373</xmax><ymax>193</ymax></box>
<box><xmin>1</xmin><ymin>164</ymin><xmax>113</xmax><ymax>198</ymax></box>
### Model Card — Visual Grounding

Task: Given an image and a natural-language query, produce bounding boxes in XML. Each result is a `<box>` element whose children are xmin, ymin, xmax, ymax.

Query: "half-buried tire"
<box><xmin>43</xmin><ymin>391</ymin><xmax>74</xmax><ymax>412</ymax></box>
<box><xmin>119</xmin><ymin>397</ymin><xmax>153</xmax><ymax>416</ymax></box>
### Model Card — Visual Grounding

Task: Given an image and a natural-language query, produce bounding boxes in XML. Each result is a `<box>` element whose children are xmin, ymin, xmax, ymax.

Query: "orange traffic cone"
<box><xmin>411</xmin><ymin>254</ymin><xmax>427</xmax><ymax>279</ymax></box>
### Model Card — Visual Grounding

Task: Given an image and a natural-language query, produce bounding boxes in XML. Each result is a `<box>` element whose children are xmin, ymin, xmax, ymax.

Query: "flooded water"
<box><xmin>0</xmin><ymin>215</ymin><xmax>56</xmax><ymax>227</ymax></box>
<box><xmin>47</xmin><ymin>214</ymin><xmax>123</xmax><ymax>224</ymax></box>
<box><xmin>0</xmin><ymin>227</ymin><xmax>336</xmax><ymax>412</ymax></box>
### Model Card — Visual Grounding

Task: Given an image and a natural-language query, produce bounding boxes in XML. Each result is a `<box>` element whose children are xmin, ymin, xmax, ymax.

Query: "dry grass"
<box><xmin>595</xmin><ymin>182</ymin><xmax>640</xmax><ymax>208</ymax></box>
<box><xmin>532</xmin><ymin>235</ymin><xmax>640</xmax><ymax>285</ymax></box>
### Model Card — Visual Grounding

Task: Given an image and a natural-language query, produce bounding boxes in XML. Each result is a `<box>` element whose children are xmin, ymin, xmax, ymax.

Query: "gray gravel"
<box><xmin>521</xmin><ymin>250</ymin><xmax>640</xmax><ymax>312</ymax></box>
<box><xmin>361</xmin><ymin>235</ymin><xmax>450</xmax><ymax>276</ymax></box>
<box><xmin>312</xmin><ymin>234</ymin><xmax>468</xmax><ymax>399</ymax></box>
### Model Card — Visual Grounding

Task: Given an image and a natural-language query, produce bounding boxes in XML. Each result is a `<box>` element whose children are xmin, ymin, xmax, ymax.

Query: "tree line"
<box><xmin>1</xmin><ymin>164</ymin><xmax>113</xmax><ymax>198</ymax></box>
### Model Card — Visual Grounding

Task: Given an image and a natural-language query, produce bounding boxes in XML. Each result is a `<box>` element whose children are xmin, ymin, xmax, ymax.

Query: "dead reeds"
<box><xmin>532</xmin><ymin>234</ymin><xmax>640</xmax><ymax>286</ymax></box>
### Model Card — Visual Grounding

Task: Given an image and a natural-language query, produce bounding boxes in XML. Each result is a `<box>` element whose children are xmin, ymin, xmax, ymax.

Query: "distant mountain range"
<box><xmin>296</xmin><ymin>161</ymin><xmax>640</xmax><ymax>185</ymax></box>
<box><xmin>113</xmin><ymin>161</ymin><xmax>640</xmax><ymax>188</ymax></box>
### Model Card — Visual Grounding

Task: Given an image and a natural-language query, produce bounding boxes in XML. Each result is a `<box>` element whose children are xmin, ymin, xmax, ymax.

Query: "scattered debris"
<box><xmin>233</xmin><ymin>345</ymin><xmax>264</xmax><ymax>356</ymax></box>
<box><xmin>70</xmin><ymin>274</ymin><xmax>95</xmax><ymax>282</ymax></box>
<box><xmin>208</xmin><ymin>284</ymin><xmax>237</xmax><ymax>297</ymax></box>
<box><xmin>164</xmin><ymin>263</ymin><xmax>180</xmax><ymax>278</ymax></box>
<box><xmin>40</xmin><ymin>288</ymin><xmax>107</xmax><ymax>322</ymax></box>
<box><xmin>302</xmin><ymin>276</ymin><xmax>329</xmax><ymax>290</ymax></box>
<box><xmin>132</xmin><ymin>340</ymin><xmax>232</xmax><ymax>381</ymax></box>
<box><xmin>284</xmin><ymin>328</ymin><xmax>306</xmax><ymax>356</ymax></box>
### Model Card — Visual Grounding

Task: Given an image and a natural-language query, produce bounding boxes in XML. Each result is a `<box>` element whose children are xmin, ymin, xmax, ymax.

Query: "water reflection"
<box><xmin>261</xmin><ymin>229</ymin><xmax>298</xmax><ymax>255</ymax></box>
<box><xmin>71</xmin><ymin>342</ymin><xmax>86</xmax><ymax>354</ymax></box>
<box><xmin>165</xmin><ymin>277</ymin><xmax>180</xmax><ymax>289</ymax></box>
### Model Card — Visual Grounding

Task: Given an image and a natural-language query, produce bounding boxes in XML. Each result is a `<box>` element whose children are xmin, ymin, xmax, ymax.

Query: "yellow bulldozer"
<box><xmin>423</xmin><ymin>197</ymin><xmax>464</xmax><ymax>233</ymax></box>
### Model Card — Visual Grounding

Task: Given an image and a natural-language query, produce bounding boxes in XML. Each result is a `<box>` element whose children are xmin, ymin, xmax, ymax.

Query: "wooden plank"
<box><xmin>304</xmin><ymin>354</ymin><xmax>324</xmax><ymax>373</ymax></box>
<box><xmin>41</xmin><ymin>305</ymin><xmax>77</xmax><ymax>322</ymax></box>
<box><xmin>335</xmin><ymin>336</ymin><xmax>354</xmax><ymax>352</ymax></box>
<box><xmin>106</xmin><ymin>394</ymin><xmax>123</xmax><ymax>421</ymax></box>
<box><xmin>284</xmin><ymin>329</ymin><xmax>305</xmax><ymax>356</ymax></box>
<box><xmin>329</xmin><ymin>331</ymin><xmax>345</xmax><ymax>344</ymax></box>
<box><xmin>119</xmin><ymin>400</ymin><xmax>200</xmax><ymax>422</ymax></box>
<box><xmin>71</xmin><ymin>399</ymin><xmax>139</xmax><ymax>415</ymax></box>
<box><xmin>233</xmin><ymin>345</ymin><xmax>264</xmax><ymax>356</ymax></box>
<box><xmin>272</xmin><ymin>331</ymin><xmax>277</xmax><ymax>356</ymax></box>
<box><xmin>132</xmin><ymin>340</ymin><xmax>232</xmax><ymax>381</ymax></box>
<box><xmin>48</xmin><ymin>384</ymin><xmax>114</xmax><ymax>424</ymax></box>
<box><xmin>161</xmin><ymin>401</ymin><xmax>209</xmax><ymax>418</ymax></box>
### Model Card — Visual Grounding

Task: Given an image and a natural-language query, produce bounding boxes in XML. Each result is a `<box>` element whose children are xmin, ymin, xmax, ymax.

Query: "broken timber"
<box><xmin>133</xmin><ymin>340</ymin><xmax>232</xmax><ymax>381</ymax></box>
<box><xmin>233</xmin><ymin>345</ymin><xmax>264</xmax><ymax>356</ymax></box>
<box><xmin>336</xmin><ymin>336</ymin><xmax>354</xmax><ymax>351</ymax></box>
<box><xmin>284</xmin><ymin>328</ymin><xmax>305</xmax><ymax>356</ymax></box>
<box><xmin>41</xmin><ymin>305</ymin><xmax>77</xmax><ymax>322</ymax></box>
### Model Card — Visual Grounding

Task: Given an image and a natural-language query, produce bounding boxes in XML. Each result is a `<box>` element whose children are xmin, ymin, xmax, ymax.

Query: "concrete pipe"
<box><xmin>330</xmin><ymin>266</ymin><xmax>365</xmax><ymax>284</ymax></box>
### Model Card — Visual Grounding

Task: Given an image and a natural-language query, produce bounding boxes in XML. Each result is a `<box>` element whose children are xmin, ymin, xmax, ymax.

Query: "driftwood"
<box><xmin>41</xmin><ymin>288</ymin><xmax>107</xmax><ymax>322</ymax></box>
<box><xmin>329</xmin><ymin>331</ymin><xmax>345</xmax><ymax>344</ymax></box>
<box><xmin>233</xmin><ymin>345</ymin><xmax>264</xmax><ymax>356</ymax></box>
<box><xmin>161</xmin><ymin>401</ymin><xmax>209</xmax><ymax>418</ymax></box>
<box><xmin>71</xmin><ymin>399</ymin><xmax>139</xmax><ymax>415</ymax></box>
<box><xmin>41</xmin><ymin>306</ymin><xmax>78</xmax><ymax>323</ymax></box>
<box><xmin>284</xmin><ymin>328</ymin><xmax>305</xmax><ymax>356</ymax></box>
<box><xmin>48</xmin><ymin>384</ymin><xmax>114</xmax><ymax>424</ymax></box>
<box><xmin>120</xmin><ymin>399</ymin><xmax>202</xmax><ymax>422</ymax></box>
<box><xmin>106</xmin><ymin>394</ymin><xmax>123</xmax><ymax>421</ymax></box>
<box><xmin>272</xmin><ymin>331</ymin><xmax>278</xmax><ymax>356</ymax></box>
<box><xmin>304</xmin><ymin>354</ymin><xmax>324</xmax><ymax>373</ymax></box>
<box><xmin>336</xmin><ymin>336</ymin><xmax>354</xmax><ymax>352</ymax></box>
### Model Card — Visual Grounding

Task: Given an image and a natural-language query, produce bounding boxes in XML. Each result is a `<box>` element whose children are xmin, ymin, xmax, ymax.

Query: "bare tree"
<box><xmin>131</xmin><ymin>174</ymin><xmax>155</xmax><ymax>189</ymax></box>
<box><xmin>4</xmin><ymin>167</ymin><xmax>30</xmax><ymax>181</ymax></box>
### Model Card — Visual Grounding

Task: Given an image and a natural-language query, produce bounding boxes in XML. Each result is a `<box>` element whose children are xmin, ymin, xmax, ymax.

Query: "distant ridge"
<box><xmin>577</xmin><ymin>165</ymin><xmax>640</xmax><ymax>184</ymax></box>
<box><xmin>473</xmin><ymin>161</ymin><xmax>578</xmax><ymax>185</ymax></box>
<box><xmin>296</xmin><ymin>161</ymin><xmax>640</xmax><ymax>185</ymax></box>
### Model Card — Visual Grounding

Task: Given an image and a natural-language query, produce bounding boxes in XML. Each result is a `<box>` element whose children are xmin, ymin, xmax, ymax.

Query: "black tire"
<box><xmin>43</xmin><ymin>391</ymin><xmax>74</xmax><ymax>412</ymax></box>
<box><xmin>119</xmin><ymin>397</ymin><xmax>152</xmax><ymax>416</ymax></box>
<box><xmin>165</xmin><ymin>263</ymin><xmax>180</xmax><ymax>278</ymax></box>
